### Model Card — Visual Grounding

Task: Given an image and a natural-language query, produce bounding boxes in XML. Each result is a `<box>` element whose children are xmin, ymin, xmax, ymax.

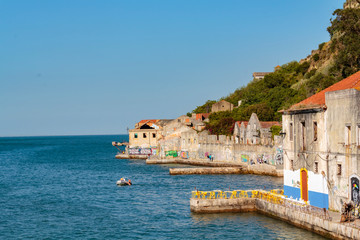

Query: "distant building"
<box><xmin>253</xmin><ymin>72</ymin><xmax>271</xmax><ymax>79</ymax></box>
<box><xmin>233</xmin><ymin>113</ymin><xmax>280</xmax><ymax>146</ymax></box>
<box><xmin>211</xmin><ymin>100</ymin><xmax>234</xmax><ymax>113</ymax></box>
<box><xmin>129</xmin><ymin>119</ymin><xmax>172</xmax><ymax>151</ymax></box>
<box><xmin>281</xmin><ymin>71</ymin><xmax>360</xmax><ymax>210</ymax></box>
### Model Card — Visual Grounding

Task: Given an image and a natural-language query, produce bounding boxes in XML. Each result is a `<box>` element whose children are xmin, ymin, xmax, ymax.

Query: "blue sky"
<box><xmin>0</xmin><ymin>0</ymin><xmax>344</xmax><ymax>136</ymax></box>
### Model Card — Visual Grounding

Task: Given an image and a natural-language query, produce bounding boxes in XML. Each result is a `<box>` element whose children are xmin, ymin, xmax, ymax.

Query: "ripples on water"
<box><xmin>0</xmin><ymin>135</ymin><xmax>325</xmax><ymax>239</ymax></box>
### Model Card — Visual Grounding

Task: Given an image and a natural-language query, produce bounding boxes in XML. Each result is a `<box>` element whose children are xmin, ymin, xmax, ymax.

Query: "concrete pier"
<box><xmin>147</xmin><ymin>158</ymin><xmax>283</xmax><ymax>177</ymax></box>
<box><xmin>115</xmin><ymin>154</ymin><xmax>147</xmax><ymax>159</ymax></box>
<box><xmin>169</xmin><ymin>167</ymin><xmax>245</xmax><ymax>175</ymax></box>
<box><xmin>190</xmin><ymin>190</ymin><xmax>360</xmax><ymax>240</ymax></box>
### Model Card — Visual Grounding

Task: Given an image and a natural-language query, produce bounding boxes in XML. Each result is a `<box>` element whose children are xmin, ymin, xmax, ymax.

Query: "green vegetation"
<box><xmin>191</xmin><ymin>4</ymin><xmax>360</xmax><ymax>135</ymax></box>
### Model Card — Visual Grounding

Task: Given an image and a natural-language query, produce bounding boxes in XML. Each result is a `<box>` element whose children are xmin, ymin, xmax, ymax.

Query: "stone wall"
<box><xmin>190</xmin><ymin>197</ymin><xmax>360</xmax><ymax>239</ymax></box>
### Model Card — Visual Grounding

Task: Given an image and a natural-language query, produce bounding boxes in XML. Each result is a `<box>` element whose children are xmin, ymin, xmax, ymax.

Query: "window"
<box><xmin>290</xmin><ymin>160</ymin><xmax>294</xmax><ymax>170</ymax></box>
<box><xmin>143</xmin><ymin>133</ymin><xmax>147</xmax><ymax>138</ymax></box>
<box><xmin>357</xmin><ymin>125</ymin><xmax>360</xmax><ymax>146</ymax></box>
<box><xmin>314</xmin><ymin>162</ymin><xmax>318</xmax><ymax>173</ymax></box>
<box><xmin>337</xmin><ymin>164</ymin><xmax>342</xmax><ymax>176</ymax></box>
<box><xmin>289</xmin><ymin>122</ymin><xmax>293</xmax><ymax>141</ymax></box>
<box><xmin>152</xmin><ymin>133</ymin><xmax>156</xmax><ymax>138</ymax></box>
<box><xmin>301</xmin><ymin>121</ymin><xmax>306</xmax><ymax>150</ymax></box>
<box><xmin>188</xmin><ymin>139</ymin><xmax>191</xmax><ymax>144</ymax></box>
<box><xmin>313</xmin><ymin>122</ymin><xmax>317</xmax><ymax>142</ymax></box>
<box><xmin>134</xmin><ymin>133</ymin><xmax>138</xmax><ymax>139</ymax></box>
<box><xmin>345</xmin><ymin>125</ymin><xmax>351</xmax><ymax>146</ymax></box>
<box><xmin>194</xmin><ymin>139</ymin><xmax>196</xmax><ymax>144</ymax></box>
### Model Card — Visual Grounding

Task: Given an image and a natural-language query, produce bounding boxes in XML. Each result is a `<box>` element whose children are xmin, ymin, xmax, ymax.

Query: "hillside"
<box><xmin>191</xmin><ymin>0</ymin><xmax>360</xmax><ymax>135</ymax></box>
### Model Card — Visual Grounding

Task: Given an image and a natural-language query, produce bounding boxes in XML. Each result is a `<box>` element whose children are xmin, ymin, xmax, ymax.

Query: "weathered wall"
<box><xmin>190</xmin><ymin>198</ymin><xmax>256</xmax><ymax>213</ymax></box>
<box><xmin>190</xmin><ymin>197</ymin><xmax>360</xmax><ymax>239</ymax></box>
<box><xmin>129</xmin><ymin>129</ymin><xmax>159</xmax><ymax>148</ymax></box>
<box><xmin>325</xmin><ymin>89</ymin><xmax>360</xmax><ymax>210</ymax></box>
<box><xmin>211</xmin><ymin>100</ymin><xmax>234</xmax><ymax>113</ymax></box>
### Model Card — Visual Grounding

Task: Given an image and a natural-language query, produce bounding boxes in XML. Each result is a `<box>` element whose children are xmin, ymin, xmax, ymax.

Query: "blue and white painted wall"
<box><xmin>284</xmin><ymin>169</ymin><xmax>329</xmax><ymax>209</ymax></box>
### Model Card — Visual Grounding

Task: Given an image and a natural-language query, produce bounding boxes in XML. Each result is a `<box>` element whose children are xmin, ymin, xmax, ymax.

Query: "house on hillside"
<box><xmin>211</xmin><ymin>100</ymin><xmax>234</xmax><ymax>113</ymax></box>
<box><xmin>281</xmin><ymin>71</ymin><xmax>360</xmax><ymax>210</ymax></box>
<box><xmin>192</xmin><ymin>113</ymin><xmax>211</xmax><ymax>122</ymax></box>
<box><xmin>253</xmin><ymin>72</ymin><xmax>271</xmax><ymax>80</ymax></box>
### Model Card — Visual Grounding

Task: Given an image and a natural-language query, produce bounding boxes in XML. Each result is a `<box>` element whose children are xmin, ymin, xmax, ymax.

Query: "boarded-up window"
<box><xmin>289</xmin><ymin>122</ymin><xmax>293</xmax><ymax>141</ymax></box>
<box><xmin>313</xmin><ymin>122</ymin><xmax>318</xmax><ymax>141</ymax></box>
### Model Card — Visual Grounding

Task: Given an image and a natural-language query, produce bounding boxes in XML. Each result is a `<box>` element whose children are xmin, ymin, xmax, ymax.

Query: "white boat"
<box><xmin>116</xmin><ymin>178</ymin><xmax>132</xmax><ymax>186</ymax></box>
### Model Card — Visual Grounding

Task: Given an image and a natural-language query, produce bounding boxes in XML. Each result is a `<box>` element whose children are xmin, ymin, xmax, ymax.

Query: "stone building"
<box><xmin>128</xmin><ymin>119</ymin><xmax>172</xmax><ymax>155</ymax></box>
<box><xmin>281</xmin><ymin>71</ymin><xmax>360</xmax><ymax>210</ymax></box>
<box><xmin>211</xmin><ymin>100</ymin><xmax>234</xmax><ymax>113</ymax></box>
<box><xmin>252</xmin><ymin>72</ymin><xmax>271</xmax><ymax>80</ymax></box>
<box><xmin>233</xmin><ymin>121</ymin><xmax>248</xmax><ymax>144</ymax></box>
<box><xmin>233</xmin><ymin>113</ymin><xmax>280</xmax><ymax>146</ymax></box>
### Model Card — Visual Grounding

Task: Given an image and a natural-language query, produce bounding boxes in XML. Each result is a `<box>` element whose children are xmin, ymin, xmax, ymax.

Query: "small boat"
<box><xmin>116</xmin><ymin>178</ymin><xmax>132</xmax><ymax>186</ymax></box>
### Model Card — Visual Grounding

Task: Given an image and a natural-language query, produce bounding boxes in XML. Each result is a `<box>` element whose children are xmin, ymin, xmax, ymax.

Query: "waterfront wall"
<box><xmin>190</xmin><ymin>197</ymin><xmax>360</xmax><ymax>239</ymax></box>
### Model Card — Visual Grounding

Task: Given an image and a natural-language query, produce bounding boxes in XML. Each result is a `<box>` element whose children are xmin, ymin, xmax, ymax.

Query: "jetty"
<box><xmin>147</xmin><ymin>158</ymin><xmax>283</xmax><ymax>177</ymax></box>
<box><xmin>190</xmin><ymin>189</ymin><xmax>360</xmax><ymax>239</ymax></box>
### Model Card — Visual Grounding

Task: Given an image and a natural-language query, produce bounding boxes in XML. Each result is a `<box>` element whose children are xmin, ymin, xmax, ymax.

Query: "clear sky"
<box><xmin>1</xmin><ymin>0</ymin><xmax>344</xmax><ymax>136</ymax></box>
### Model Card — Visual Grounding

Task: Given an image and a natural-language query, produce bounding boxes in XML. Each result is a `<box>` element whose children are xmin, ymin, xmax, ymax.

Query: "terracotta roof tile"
<box><xmin>290</xmin><ymin>71</ymin><xmax>360</xmax><ymax>110</ymax></box>
<box><xmin>260</xmin><ymin>121</ymin><xmax>281</xmax><ymax>128</ymax></box>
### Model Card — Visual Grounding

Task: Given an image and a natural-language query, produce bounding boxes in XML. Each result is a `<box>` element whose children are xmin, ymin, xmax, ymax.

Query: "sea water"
<box><xmin>0</xmin><ymin>135</ymin><xmax>325</xmax><ymax>239</ymax></box>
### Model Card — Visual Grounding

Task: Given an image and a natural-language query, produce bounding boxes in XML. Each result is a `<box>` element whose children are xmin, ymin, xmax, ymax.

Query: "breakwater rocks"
<box><xmin>146</xmin><ymin>158</ymin><xmax>283</xmax><ymax>177</ymax></box>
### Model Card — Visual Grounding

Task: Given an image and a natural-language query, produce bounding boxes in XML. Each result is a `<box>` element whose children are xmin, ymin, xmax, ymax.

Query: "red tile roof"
<box><xmin>290</xmin><ymin>71</ymin><xmax>360</xmax><ymax>111</ymax></box>
<box><xmin>260</xmin><ymin>121</ymin><xmax>281</xmax><ymax>129</ymax></box>
<box><xmin>235</xmin><ymin>121</ymin><xmax>249</xmax><ymax>127</ymax></box>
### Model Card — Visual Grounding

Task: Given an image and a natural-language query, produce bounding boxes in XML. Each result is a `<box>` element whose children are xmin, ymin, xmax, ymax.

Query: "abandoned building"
<box><xmin>211</xmin><ymin>100</ymin><xmax>234</xmax><ymax>113</ymax></box>
<box><xmin>281</xmin><ymin>71</ymin><xmax>360</xmax><ymax>210</ymax></box>
<box><xmin>233</xmin><ymin>113</ymin><xmax>281</xmax><ymax>146</ymax></box>
<box><xmin>128</xmin><ymin>119</ymin><xmax>172</xmax><ymax>155</ymax></box>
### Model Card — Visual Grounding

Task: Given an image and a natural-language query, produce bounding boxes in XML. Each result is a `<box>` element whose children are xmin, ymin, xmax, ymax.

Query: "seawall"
<box><xmin>190</xmin><ymin>192</ymin><xmax>360</xmax><ymax>239</ymax></box>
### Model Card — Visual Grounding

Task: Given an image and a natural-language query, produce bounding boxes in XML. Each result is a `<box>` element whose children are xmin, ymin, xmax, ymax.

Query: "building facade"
<box><xmin>211</xmin><ymin>100</ymin><xmax>234</xmax><ymax>113</ymax></box>
<box><xmin>282</xmin><ymin>71</ymin><xmax>360</xmax><ymax>210</ymax></box>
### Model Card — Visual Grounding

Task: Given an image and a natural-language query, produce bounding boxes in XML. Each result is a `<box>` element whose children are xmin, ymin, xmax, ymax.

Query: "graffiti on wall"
<box><xmin>166</xmin><ymin>150</ymin><xmax>178</xmax><ymax>157</ymax></box>
<box><xmin>241</xmin><ymin>154</ymin><xmax>249</xmax><ymax>163</ymax></box>
<box><xmin>180</xmin><ymin>151</ymin><xmax>189</xmax><ymax>159</ymax></box>
<box><xmin>275</xmin><ymin>147</ymin><xmax>283</xmax><ymax>165</ymax></box>
<box><xmin>351</xmin><ymin>177</ymin><xmax>360</xmax><ymax>204</ymax></box>
<box><xmin>129</xmin><ymin>148</ymin><xmax>152</xmax><ymax>155</ymax></box>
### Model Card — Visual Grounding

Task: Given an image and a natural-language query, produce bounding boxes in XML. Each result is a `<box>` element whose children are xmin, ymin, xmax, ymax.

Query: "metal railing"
<box><xmin>191</xmin><ymin>188</ymin><xmax>332</xmax><ymax>221</ymax></box>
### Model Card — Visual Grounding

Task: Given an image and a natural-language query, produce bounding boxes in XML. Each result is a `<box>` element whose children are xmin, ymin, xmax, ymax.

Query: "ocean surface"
<box><xmin>0</xmin><ymin>135</ymin><xmax>325</xmax><ymax>239</ymax></box>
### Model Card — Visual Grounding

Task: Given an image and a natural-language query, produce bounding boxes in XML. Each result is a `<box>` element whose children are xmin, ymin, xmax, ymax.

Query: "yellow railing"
<box><xmin>192</xmin><ymin>189</ymin><xmax>285</xmax><ymax>204</ymax></box>
<box><xmin>191</xmin><ymin>188</ymin><xmax>333</xmax><ymax>221</ymax></box>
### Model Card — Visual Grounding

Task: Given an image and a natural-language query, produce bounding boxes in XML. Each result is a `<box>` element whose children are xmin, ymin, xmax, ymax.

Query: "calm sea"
<box><xmin>0</xmin><ymin>135</ymin><xmax>325</xmax><ymax>239</ymax></box>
